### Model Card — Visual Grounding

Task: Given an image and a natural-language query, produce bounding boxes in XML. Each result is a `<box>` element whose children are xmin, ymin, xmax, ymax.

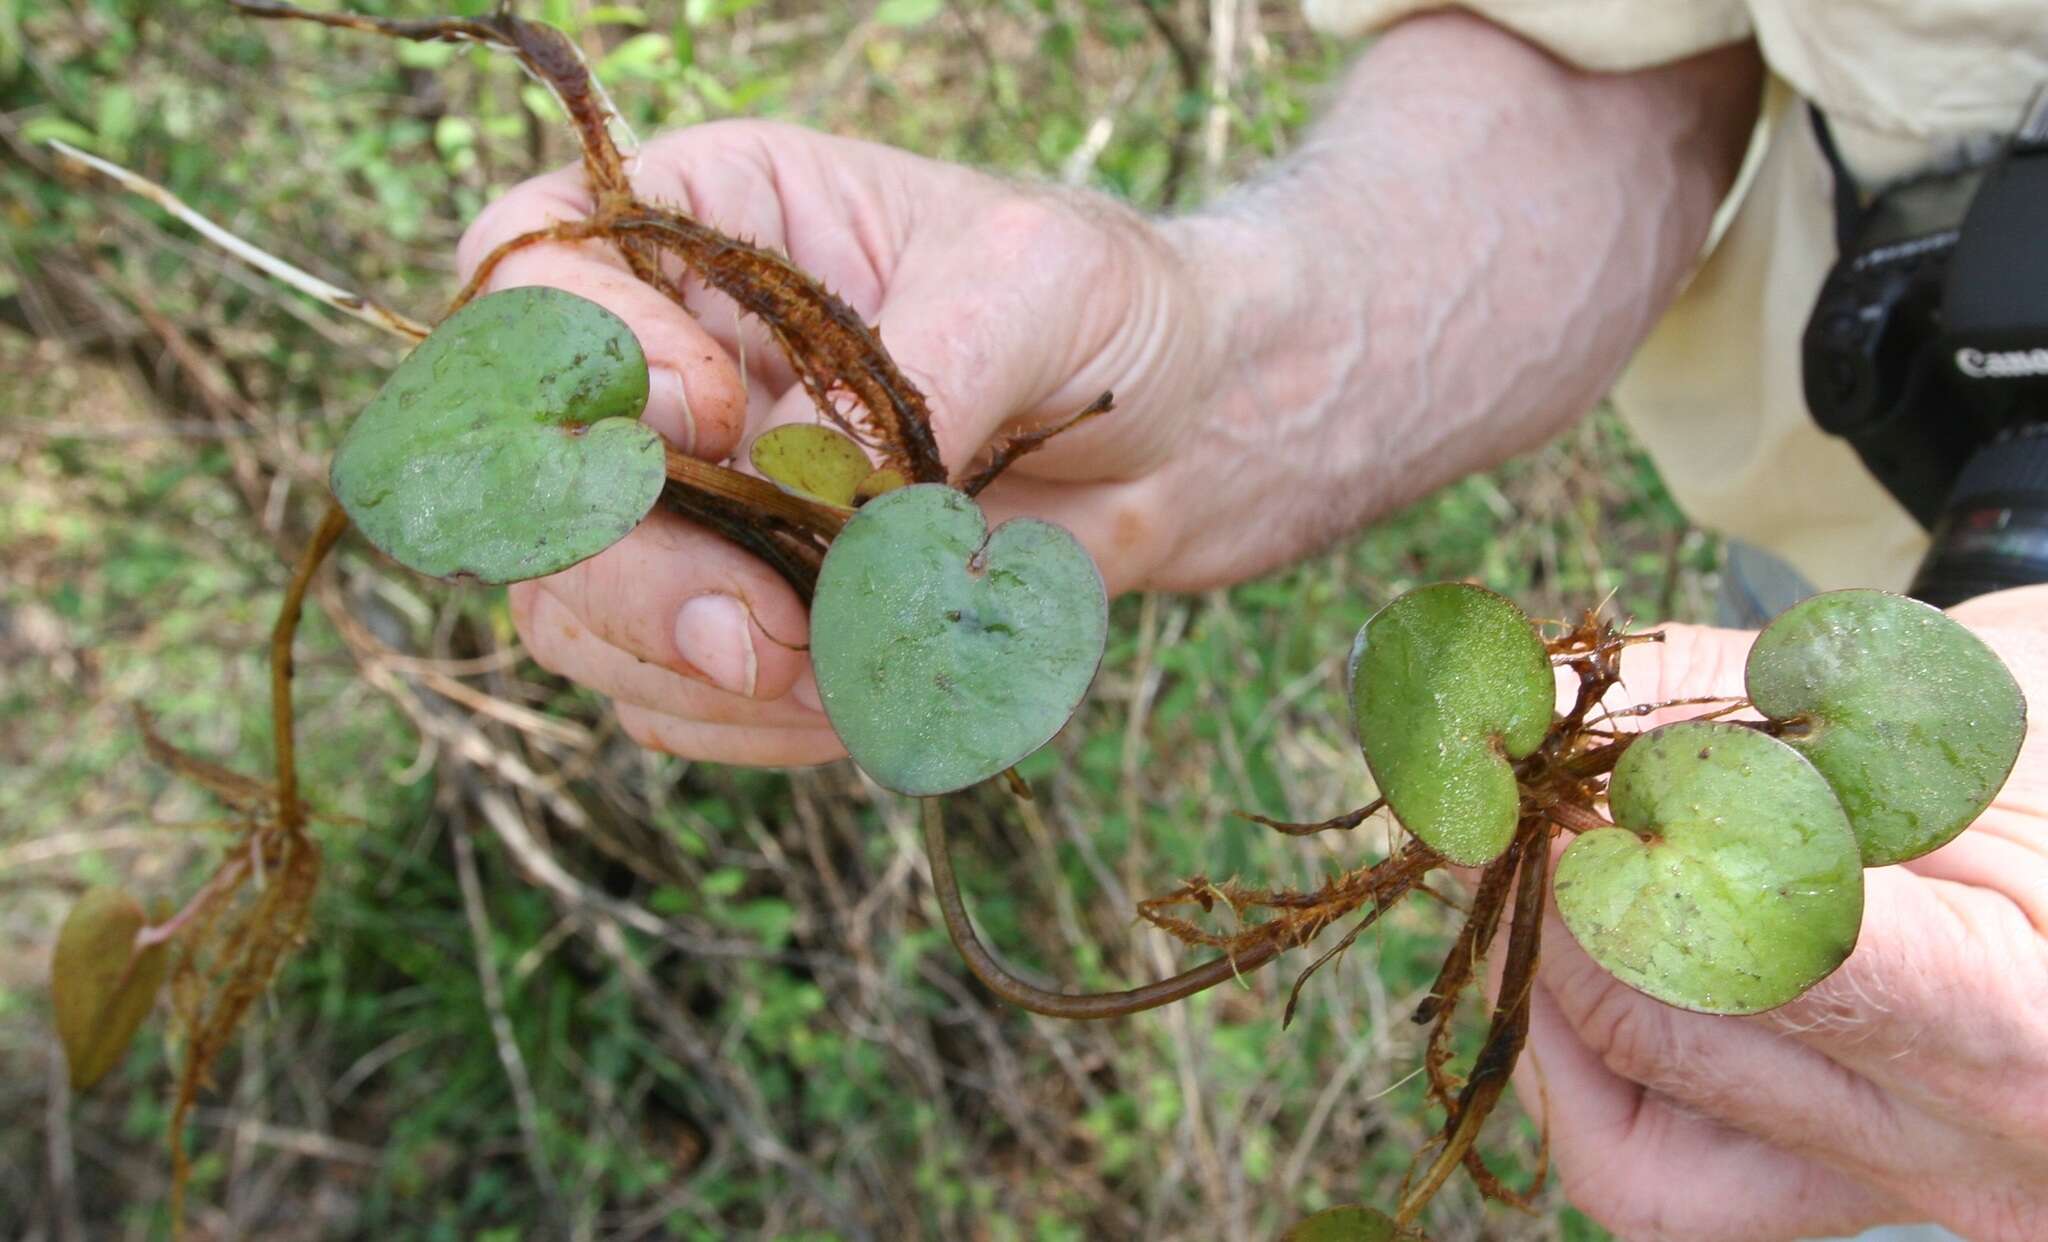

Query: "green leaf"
<box><xmin>1350</xmin><ymin>584</ymin><xmax>1552</xmax><ymax>865</ymax></box>
<box><xmin>1281</xmin><ymin>1206</ymin><xmax>1398</xmax><ymax>1242</ymax></box>
<box><xmin>51</xmin><ymin>887</ymin><xmax>171</xmax><ymax>1091</ymax></box>
<box><xmin>330</xmin><ymin>287</ymin><xmax>662</xmax><ymax>585</ymax></box>
<box><xmin>22</xmin><ymin>115</ymin><xmax>100</xmax><ymax>151</ymax></box>
<box><xmin>749</xmin><ymin>424</ymin><xmax>869</xmax><ymax>508</ymax></box>
<box><xmin>1555</xmin><ymin>722</ymin><xmax>1864</xmax><ymax>1015</ymax></box>
<box><xmin>395</xmin><ymin>40</ymin><xmax>460</xmax><ymax>69</ymax></box>
<box><xmin>1747</xmin><ymin>590</ymin><xmax>2026</xmax><ymax>865</ymax></box>
<box><xmin>874</xmin><ymin>0</ymin><xmax>942</xmax><ymax>27</ymax></box>
<box><xmin>598</xmin><ymin>31</ymin><xmax>672</xmax><ymax>78</ymax></box>
<box><xmin>809</xmin><ymin>485</ymin><xmax>1108</xmax><ymax>796</ymax></box>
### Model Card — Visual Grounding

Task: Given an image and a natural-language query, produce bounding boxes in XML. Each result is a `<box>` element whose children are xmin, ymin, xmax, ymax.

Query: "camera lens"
<box><xmin>1909</xmin><ymin>424</ymin><xmax>2048</xmax><ymax>607</ymax></box>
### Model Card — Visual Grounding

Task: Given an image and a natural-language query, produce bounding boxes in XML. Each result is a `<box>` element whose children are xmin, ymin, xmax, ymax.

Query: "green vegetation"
<box><xmin>2</xmin><ymin>1</ymin><xmax>1712</xmax><ymax>1236</ymax></box>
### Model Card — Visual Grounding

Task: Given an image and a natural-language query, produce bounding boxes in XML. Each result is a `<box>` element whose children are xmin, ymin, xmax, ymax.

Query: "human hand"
<box><xmin>1518</xmin><ymin>584</ymin><xmax>2048</xmax><ymax>1241</ymax></box>
<box><xmin>458</xmin><ymin>121</ymin><xmax>1232</xmax><ymax>765</ymax></box>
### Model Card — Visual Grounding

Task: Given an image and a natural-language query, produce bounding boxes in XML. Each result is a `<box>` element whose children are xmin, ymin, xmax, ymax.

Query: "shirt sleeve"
<box><xmin>1302</xmin><ymin>1</ymin><xmax>1753</xmax><ymax>73</ymax></box>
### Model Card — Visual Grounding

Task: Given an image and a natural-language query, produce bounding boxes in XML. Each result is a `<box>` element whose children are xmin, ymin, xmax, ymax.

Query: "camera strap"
<box><xmin>1809</xmin><ymin>106</ymin><xmax>1866</xmax><ymax>253</ymax></box>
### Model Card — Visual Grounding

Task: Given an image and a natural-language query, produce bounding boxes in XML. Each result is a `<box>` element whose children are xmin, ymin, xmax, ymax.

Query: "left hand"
<box><xmin>1520</xmin><ymin>584</ymin><xmax>2048</xmax><ymax>1242</ymax></box>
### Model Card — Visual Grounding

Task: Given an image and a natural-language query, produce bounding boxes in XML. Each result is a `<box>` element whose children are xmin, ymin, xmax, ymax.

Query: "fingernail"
<box><xmin>674</xmin><ymin>594</ymin><xmax>757</xmax><ymax>697</ymax></box>
<box><xmin>793</xmin><ymin>669</ymin><xmax>823</xmax><ymax>714</ymax></box>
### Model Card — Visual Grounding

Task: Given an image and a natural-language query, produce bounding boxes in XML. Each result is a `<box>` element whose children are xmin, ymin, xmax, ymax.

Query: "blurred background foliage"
<box><xmin>0</xmin><ymin>1</ymin><xmax>1715</xmax><ymax>1238</ymax></box>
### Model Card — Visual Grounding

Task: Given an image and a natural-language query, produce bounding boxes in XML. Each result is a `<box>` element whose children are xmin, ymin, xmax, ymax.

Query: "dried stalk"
<box><xmin>45</xmin><ymin>140</ymin><xmax>429</xmax><ymax>342</ymax></box>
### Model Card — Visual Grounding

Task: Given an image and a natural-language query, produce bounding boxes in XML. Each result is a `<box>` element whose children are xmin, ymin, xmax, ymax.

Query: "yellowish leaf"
<box><xmin>52</xmin><ymin>886</ymin><xmax>170</xmax><ymax>1091</ymax></box>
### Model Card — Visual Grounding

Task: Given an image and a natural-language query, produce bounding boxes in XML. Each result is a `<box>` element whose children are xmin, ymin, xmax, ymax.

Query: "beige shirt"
<box><xmin>1305</xmin><ymin>1</ymin><xmax>2048</xmax><ymax>591</ymax></box>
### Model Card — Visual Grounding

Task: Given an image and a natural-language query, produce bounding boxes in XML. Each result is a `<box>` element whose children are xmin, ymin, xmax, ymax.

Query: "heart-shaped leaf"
<box><xmin>331</xmin><ymin>286</ymin><xmax>662</xmax><ymax>584</ymax></box>
<box><xmin>809</xmin><ymin>484</ymin><xmax>1107</xmax><ymax>796</ymax></box>
<box><xmin>1747</xmin><ymin>590</ymin><xmax>2026</xmax><ymax>865</ymax></box>
<box><xmin>51</xmin><ymin>886</ymin><xmax>171</xmax><ymax>1091</ymax></box>
<box><xmin>1555</xmin><ymin>722</ymin><xmax>1864</xmax><ymax>1014</ymax></box>
<box><xmin>749</xmin><ymin>423</ymin><xmax>869</xmax><ymax>508</ymax></box>
<box><xmin>1351</xmin><ymin>584</ymin><xmax>1553</xmax><ymax>865</ymax></box>
<box><xmin>1282</xmin><ymin>1205</ymin><xmax>1399</xmax><ymax>1242</ymax></box>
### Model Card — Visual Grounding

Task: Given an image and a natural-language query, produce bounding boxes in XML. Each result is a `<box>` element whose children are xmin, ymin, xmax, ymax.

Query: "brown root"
<box><xmin>139</xmin><ymin>502</ymin><xmax>348</xmax><ymax>1234</ymax></box>
<box><xmin>135</xmin><ymin>707</ymin><xmax>284</xmax><ymax>822</ymax></box>
<box><xmin>955</xmin><ymin>390</ymin><xmax>1116</xmax><ymax>497</ymax></box>
<box><xmin>1126</xmin><ymin>841</ymin><xmax>1442</xmax><ymax>1028</ymax></box>
<box><xmin>166</xmin><ymin>829</ymin><xmax>320</xmax><ymax>1231</ymax></box>
<box><xmin>601</xmin><ymin>209</ymin><xmax>949</xmax><ymax>484</ymax></box>
<box><xmin>1241</xmin><ymin>797</ymin><xmax>1387</xmax><ymax>837</ymax></box>
<box><xmin>1397</xmin><ymin>820</ymin><xmax>1548</xmax><ymax>1228</ymax></box>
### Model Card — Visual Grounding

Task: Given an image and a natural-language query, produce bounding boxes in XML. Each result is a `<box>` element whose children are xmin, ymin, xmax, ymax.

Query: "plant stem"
<box><xmin>271</xmin><ymin>502</ymin><xmax>349</xmax><ymax>830</ymax></box>
<box><xmin>922</xmin><ymin>799</ymin><xmax>1286</xmax><ymax>1019</ymax></box>
<box><xmin>665</xmin><ymin>448</ymin><xmax>848</xmax><ymax>539</ymax></box>
<box><xmin>1543</xmin><ymin>800</ymin><xmax>1611</xmax><ymax>835</ymax></box>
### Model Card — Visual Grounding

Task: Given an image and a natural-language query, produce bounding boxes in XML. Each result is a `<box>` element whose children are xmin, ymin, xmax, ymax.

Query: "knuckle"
<box><xmin>455</xmin><ymin>179</ymin><xmax>587</xmax><ymax>281</ymax></box>
<box><xmin>456</xmin><ymin>191</ymin><xmax>534</xmax><ymax>279</ymax></box>
<box><xmin>1580</xmin><ymin>985</ymin><xmax>1677</xmax><ymax>1091</ymax></box>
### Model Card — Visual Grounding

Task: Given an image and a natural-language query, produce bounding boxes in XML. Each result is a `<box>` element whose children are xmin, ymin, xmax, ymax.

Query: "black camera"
<box><xmin>1802</xmin><ymin>90</ymin><xmax>2048</xmax><ymax>607</ymax></box>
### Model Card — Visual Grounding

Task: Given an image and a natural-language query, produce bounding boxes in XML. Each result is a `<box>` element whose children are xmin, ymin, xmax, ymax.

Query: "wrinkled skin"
<box><xmin>1514</xmin><ymin>585</ymin><xmax>2048</xmax><ymax>1242</ymax></box>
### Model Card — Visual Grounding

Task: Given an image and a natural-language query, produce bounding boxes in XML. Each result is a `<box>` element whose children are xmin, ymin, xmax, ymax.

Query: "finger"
<box><xmin>1749</xmin><ymin>863</ymin><xmax>2048</xmax><ymax>1141</ymax></box>
<box><xmin>1904</xmin><ymin>811</ymin><xmax>2048</xmax><ymax>920</ymax></box>
<box><xmin>487</xmin><ymin>245</ymin><xmax>749</xmax><ymax>459</ymax></box>
<box><xmin>615</xmin><ymin>702</ymin><xmax>844</xmax><ymax>767</ymax></box>
<box><xmin>516</xmin><ymin>587</ymin><xmax>824</xmax><ymax>727</ymax></box>
<box><xmin>531</xmin><ymin>506</ymin><xmax>810</xmax><ymax>702</ymax></box>
<box><xmin>1944</xmin><ymin>588</ymin><xmax>2048</xmax><ymax>809</ymax></box>
<box><xmin>1561</xmin><ymin>617</ymin><xmax>2048</xmax><ymax>1155</ymax></box>
<box><xmin>1529</xmin><ymin>896</ymin><xmax>1916</xmax><ymax>1179</ymax></box>
<box><xmin>1946</xmin><ymin>581</ymin><xmax>2048</xmax><ymax>632</ymax></box>
<box><xmin>1608</xmin><ymin>621</ymin><xmax>1757</xmax><ymax>724</ymax></box>
<box><xmin>457</xmin><ymin>165</ymin><xmax>751</xmax><ymax>459</ymax></box>
<box><xmin>1518</xmin><ymin>979</ymin><xmax>1897</xmax><ymax>1242</ymax></box>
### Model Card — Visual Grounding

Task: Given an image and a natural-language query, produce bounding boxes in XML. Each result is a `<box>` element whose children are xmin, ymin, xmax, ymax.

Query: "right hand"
<box><xmin>1513</xmin><ymin>594</ymin><xmax>2048</xmax><ymax>1241</ymax></box>
<box><xmin>458</xmin><ymin>121</ymin><xmax>1227</xmax><ymax>765</ymax></box>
